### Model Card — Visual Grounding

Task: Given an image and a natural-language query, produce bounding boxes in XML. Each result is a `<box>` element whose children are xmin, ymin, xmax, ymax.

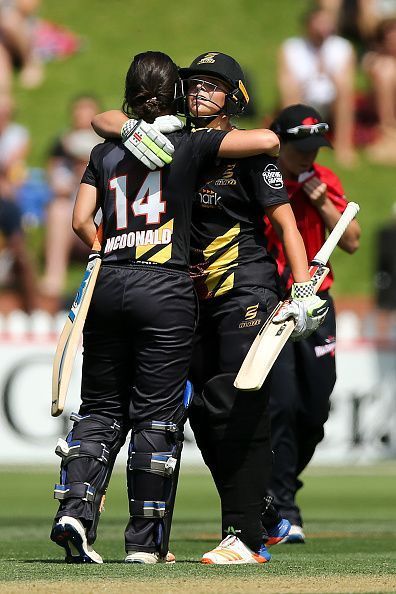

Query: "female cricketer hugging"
<box><xmin>87</xmin><ymin>51</ymin><xmax>329</xmax><ymax>565</ymax></box>
<box><xmin>49</xmin><ymin>50</ymin><xmax>287</xmax><ymax>565</ymax></box>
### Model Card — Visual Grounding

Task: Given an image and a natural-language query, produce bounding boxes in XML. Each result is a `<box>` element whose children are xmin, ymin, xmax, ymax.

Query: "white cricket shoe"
<box><xmin>280</xmin><ymin>524</ymin><xmax>305</xmax><ymax>544</ymax></box>
<box><xmin>50</xmin><ymin>516</ymin><xmax>103</xmax><ymax>563</ymax></box>
<box><xmin>201</xmin><ymin>535</ymin><xmax>271</xmax><ymax>565</ymax></box>
<box><xmin>125</xmin><ymin>551</ymin><xmax>176</xmax><ymax>564</ymax></box>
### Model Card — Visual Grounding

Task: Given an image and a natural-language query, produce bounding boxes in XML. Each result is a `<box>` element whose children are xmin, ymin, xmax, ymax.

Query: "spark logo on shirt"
<box><xmin>198</xmin><ymin>188</ymin><xmax>221</xmax><ymax>207</ymax></box>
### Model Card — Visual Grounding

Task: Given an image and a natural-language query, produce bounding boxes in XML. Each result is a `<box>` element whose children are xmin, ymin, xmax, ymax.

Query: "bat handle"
<box><xmin>313</xmin><ymin>202</ymin><xmax>360</xmax><ymax>266</ymax></box>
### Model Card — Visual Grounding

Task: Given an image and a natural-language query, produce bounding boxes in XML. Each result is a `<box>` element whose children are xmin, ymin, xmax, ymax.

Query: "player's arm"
<box><xmin>266</xmin><ymin>203</ymin><xmax>310</xmax><ymax>283</ymax></box>
<box><xmin>266</xmin><ymin>202</ymin><xmax>328</xmax><ymax>339</ymax></box>
<box><xmin>92</xmin><ymin>110</ymin><xmax>128</xmax><ymax>137</ymax></box>
<box><xmin>218</xmin><ymin>128</ymin><xmax>280</xmax><ymax>158</ymax></box>
<box><xmin>302</xmin><ymin>177</ymin><xmax>360</xmax><ymax>253</ymax></box>
<box><xmin>92</xmin><ymin>110</ymin><xmax>179</xmax><ymax>170</ymax></box>
<box><xmin>93</xmin><ymin>110</ymin><xmax>280</xmax><ymax>159</ymax></box>
<box><xmin>72</xmin><ymin>183</ymin><xmax>99</xmax><ymax>248</ymax></box>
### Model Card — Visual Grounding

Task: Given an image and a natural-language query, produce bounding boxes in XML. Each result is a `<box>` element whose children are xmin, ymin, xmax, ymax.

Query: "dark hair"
<box><xmin>123</xmin><ymin>51</ymin><xmax>179</xmax><ymax>123</ymax></box>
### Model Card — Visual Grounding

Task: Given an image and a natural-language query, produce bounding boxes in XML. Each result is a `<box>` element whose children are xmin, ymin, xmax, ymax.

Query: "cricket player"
<box><xmin>179</xmin><ymin>54</ymin><xmax>329</xmax><ymax>564</ymax></box>
<box><xmin>50</xmin><ymin>51</ymin><xmax>284</xmax><ymax>565</ymax></box>
<box><xmin>91</xmin><ymin>53</ymin><xmax>329</xmax><ymax>565</ymax></box>
<box><xmin>263</xmin><ymin>104</ymin><xmax>360</xmax><ymax>542</ymax></box>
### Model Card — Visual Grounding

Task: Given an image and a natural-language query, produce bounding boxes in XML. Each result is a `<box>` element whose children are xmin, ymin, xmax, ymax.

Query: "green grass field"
<box><xmin>14</xmin><ymin>0</ymin><xmax>395</xmax><ymax>297</ymax></box>
<box><xmin>0</xmin><ymin>464</ymin><xmax>395</xmax><ymax>593</ymax></box>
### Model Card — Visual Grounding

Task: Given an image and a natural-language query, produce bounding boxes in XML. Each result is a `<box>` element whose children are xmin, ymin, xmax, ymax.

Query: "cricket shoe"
<box><xmin>125</xmin><ymin>551</ymin><xmax>176</xmax><ymax>564</ymax></box>
<box><xmin>201</xmin><ymin>535</ymin><xmax>271</xmax><ymax>565</ymax></box>
<box><xmin>280</xmin><ymin>524</ymin><xmax>305</xmax><ymax>544</ymax></box>
<box><xmin>266</xmin><ymin>518</ymin><xmax>291</xmax><ymax>546</ymax></box>
<box><xmin>50</xmin><ymin>516</ymin><xmax>103</xmax><ymax>563</ymax></box>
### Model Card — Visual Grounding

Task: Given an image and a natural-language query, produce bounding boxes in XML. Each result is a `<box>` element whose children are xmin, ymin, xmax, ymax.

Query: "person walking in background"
<box><xmin>277</xmin><ymin>6</ymin><xmax>356</xmax><ymax>166</ymax></box>
<box><xmin>262</xmin><ymin>104</ymin><xmax>360</xmax><ymax>543</ymax></box>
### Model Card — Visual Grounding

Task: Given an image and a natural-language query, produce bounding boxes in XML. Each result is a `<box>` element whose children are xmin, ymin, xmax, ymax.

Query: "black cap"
<box><xmin>179</xmin><ymin>52</ymin><xmax>246</xmax><ymax>88</ymax></box>
<box><xmin>271</xmin><ymin>104</ymin><xmax>332</xmax><ymax>151</ymax></box>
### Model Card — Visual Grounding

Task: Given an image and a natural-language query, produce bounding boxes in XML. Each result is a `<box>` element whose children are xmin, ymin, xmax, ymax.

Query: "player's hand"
<box><xmin>303</xmin><ymin>176</ymin><xmax>328</xmax><ymax>207</ymax></box>
<box><xmin>153</xmin><ymin>115</ymin><xmax>184</xmax><ymax>134</ymax></box>
<box><xmin>121</xmin><ymin>119</ymin><xmax>176</xmax><ymax>170</ymax></box>
<box><xmin>273</xmin><ymin>281</ymin><xmax>329</xmax><ymax>340</ymax></box>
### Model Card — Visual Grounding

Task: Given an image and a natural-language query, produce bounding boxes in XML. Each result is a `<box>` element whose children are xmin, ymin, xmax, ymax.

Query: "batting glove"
<box><xmin>273</xmin><ymin>281</ymin><xmax>329</xmax><ymax>341</ymax></box>
<box><xmin>153</xmin><ymin>115</ymin><xmax>184</xmax><ymax>133</ymax></box>
<box><xmin>121</xmin><ymin>116</ymin><xmax>182</xmax><ymax>170</ymax></box>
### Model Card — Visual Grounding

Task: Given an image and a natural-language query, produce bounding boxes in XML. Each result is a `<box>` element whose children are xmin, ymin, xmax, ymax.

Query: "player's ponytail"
<box><xmin>123</xmin><ymin>51</ymin><xmax>179</xmax><ymax>123</ymax></box>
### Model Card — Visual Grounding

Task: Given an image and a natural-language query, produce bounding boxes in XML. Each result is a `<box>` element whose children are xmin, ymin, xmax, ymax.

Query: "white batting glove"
<box><xmin>153</xmin><ymin>115</ymin><xmax>184</xmax><ymax>133</ymax></box>
<box><xmin>273</xmin><ymin>281</ymin><xmax>329</xmax><ymax>340</ymax></box>
<box><xmin>121</xmin><ymin>119</ymin><xmax>177</xmax><ymax>170</ymax></box>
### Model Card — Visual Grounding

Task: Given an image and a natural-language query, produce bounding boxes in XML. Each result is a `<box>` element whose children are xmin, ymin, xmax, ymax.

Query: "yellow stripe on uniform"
<box><xmin>213</xmin><ymin>272</ymin><xmax>235</xmax><ymax>297</ymax></box>
<box><xmin>205</xmin><ymin>242</ymin><xmax>238</xmax><ymax>294</ymax></box>
<box><xmin>135</xmin><ymin>219</ymin><xmax>174</xmax><ymax>259</ymax></box>
<box><xmin>207</xmin><ymin>242</ymin><xmax>238</xmax><ymax>272</ymax></box>
<box><xmin>148</xmin><ymin>242</ymin><xmax>172</xmax><ymax>264</ymax></box>
<box><xmin>203</xmin><ymin>223</ymin><xmax>240</xmax><ymax>259</ymax></box>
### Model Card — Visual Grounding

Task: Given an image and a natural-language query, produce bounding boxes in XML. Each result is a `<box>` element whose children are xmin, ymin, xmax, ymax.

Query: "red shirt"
<box><xmin>264</xmin><ymin>162</ymin><xmax>348</xmax><ymax>293</ymax></box>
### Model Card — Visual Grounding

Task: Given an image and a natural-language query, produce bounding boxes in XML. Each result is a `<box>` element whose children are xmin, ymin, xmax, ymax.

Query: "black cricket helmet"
<box><xmin>177</xmin><ymin>52</ymin><xmax>249</xmax><ymax>119</ymax></box>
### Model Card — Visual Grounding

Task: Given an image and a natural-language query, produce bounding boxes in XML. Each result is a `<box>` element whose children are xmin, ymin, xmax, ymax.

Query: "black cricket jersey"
<box><xmin>81</xmin><ymin>128</ymin><xmax>227</xmax><ymax>269</ymax></box>
<box><xmin>190</xmin><ymin>154</ymin><xmax>290</xmax><ymax>299</ymax></box>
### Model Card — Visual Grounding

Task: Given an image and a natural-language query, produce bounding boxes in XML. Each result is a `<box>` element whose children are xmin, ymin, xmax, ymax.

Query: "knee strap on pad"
<box><xmin>127</xmin><ymin>420</ymin><xmax>183</xmax><ymax>518</ymax></box>
<box><xmin>55</xmin><ymin>438</ymin><xmax>110</xmax><ymax>466</ymax></box>
<box><xmin>54</xmin><ymin>482</ymin><xmax>95</xmax><ymax>502</ymax></box>
<box><xmin>54</xmin><ymin>412</ymin><xmax>125</xmax><ymax>544</ymax></box>
<box><xmin>127</xmin><ymin>420</ymin><xmax>183</xmax><ymax>555</ymax></box>
<box><xmin>126</xmin><ymin>382</ymin><xmax>193</xmax><ymax>554</ymax></box>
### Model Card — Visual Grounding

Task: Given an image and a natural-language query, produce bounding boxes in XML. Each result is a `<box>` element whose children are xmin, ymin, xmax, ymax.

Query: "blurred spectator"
<box><xmin>0</xmin><ymin>0</ymin><xmax>44</xmax><ymax>91</ymax></box>
<box><xmin>374</xmin><ymin>203</ymin><xmax>396</xmax><ymax>310</ymax></box>
<box><xmin>40</xmin><ymin>95</ymin><xmax>102</xmax><ymax>312</ymax></box>
<box><xmin>329</xmin><ymin>0</ymin><xmax>396</xmax><ymax>47</ymax></box>
<box><xmin>0</xmin><ymin>92</ymin><xmax>29</xmax><ymax>192</ymax></box>
<box><xmin>362</xmin><ymin>18</ymin><xmax>396</xmax><ymax>163</ymax></box>
<box><xmin>0</xmin><ymin>167</ymin><xmax>37</xmax><ymax>313</ymax></box>
<box><xmin>277</xmin><ymin>6</ymin><xmax>356</xmax><ymax>166</ymax></box>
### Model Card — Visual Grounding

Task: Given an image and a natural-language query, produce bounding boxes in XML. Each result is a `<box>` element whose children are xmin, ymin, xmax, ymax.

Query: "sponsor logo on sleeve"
<box><xmin>262</xmin><ymin>163</ymin><xmax>284</xmax><ymax>189</ymax></box>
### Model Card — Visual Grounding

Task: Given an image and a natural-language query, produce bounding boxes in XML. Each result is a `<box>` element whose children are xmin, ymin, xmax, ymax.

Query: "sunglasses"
<box><xmin>285</xmin><ymin>123</ymin><xmax>329</xmax><ymax>138</ymax></box>
<box><xmin>186</xmin><ymin>78</ymin><xmax>228</xmax><ymax>98</ymax></box>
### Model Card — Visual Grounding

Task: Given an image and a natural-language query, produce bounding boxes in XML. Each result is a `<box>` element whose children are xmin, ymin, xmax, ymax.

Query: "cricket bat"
<box><xmin>234</xmin><ymin>202</ymin><xmax>360</xmax><ymax>391</ymax></box>
<box><xmin>51</xmin><ymin>231</ymin><xmax>102</xmax><ymax>417</ymax></box>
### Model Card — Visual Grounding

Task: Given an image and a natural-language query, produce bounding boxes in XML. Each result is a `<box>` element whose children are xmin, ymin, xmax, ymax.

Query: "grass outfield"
<box><xmin>0</xmin><ymin>465</ymin><xmax>395</xmax><ymax>593</ymax></box>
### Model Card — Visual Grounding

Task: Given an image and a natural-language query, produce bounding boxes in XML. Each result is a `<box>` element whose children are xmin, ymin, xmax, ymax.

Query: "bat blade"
<box><xmin>234</xmin><ymin>202</ymin><xmax>360</xmax><ymax>392</ymax></box>
<box><xmin>234</xmin><ymin>265</ymin><xmax>329</xmax><ymax>391</ymax></box>
<box><xmin>51</xmin><ymin>255</ymin><xmax>101</xmax><ymax>417</ymax></box>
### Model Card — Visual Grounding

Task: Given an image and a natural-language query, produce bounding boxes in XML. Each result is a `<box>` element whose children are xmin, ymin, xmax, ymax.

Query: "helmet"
<box><xmin>178</xmin><ymin>52</ymin><xmax>249</xmax><ymax>119</ymax></box>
